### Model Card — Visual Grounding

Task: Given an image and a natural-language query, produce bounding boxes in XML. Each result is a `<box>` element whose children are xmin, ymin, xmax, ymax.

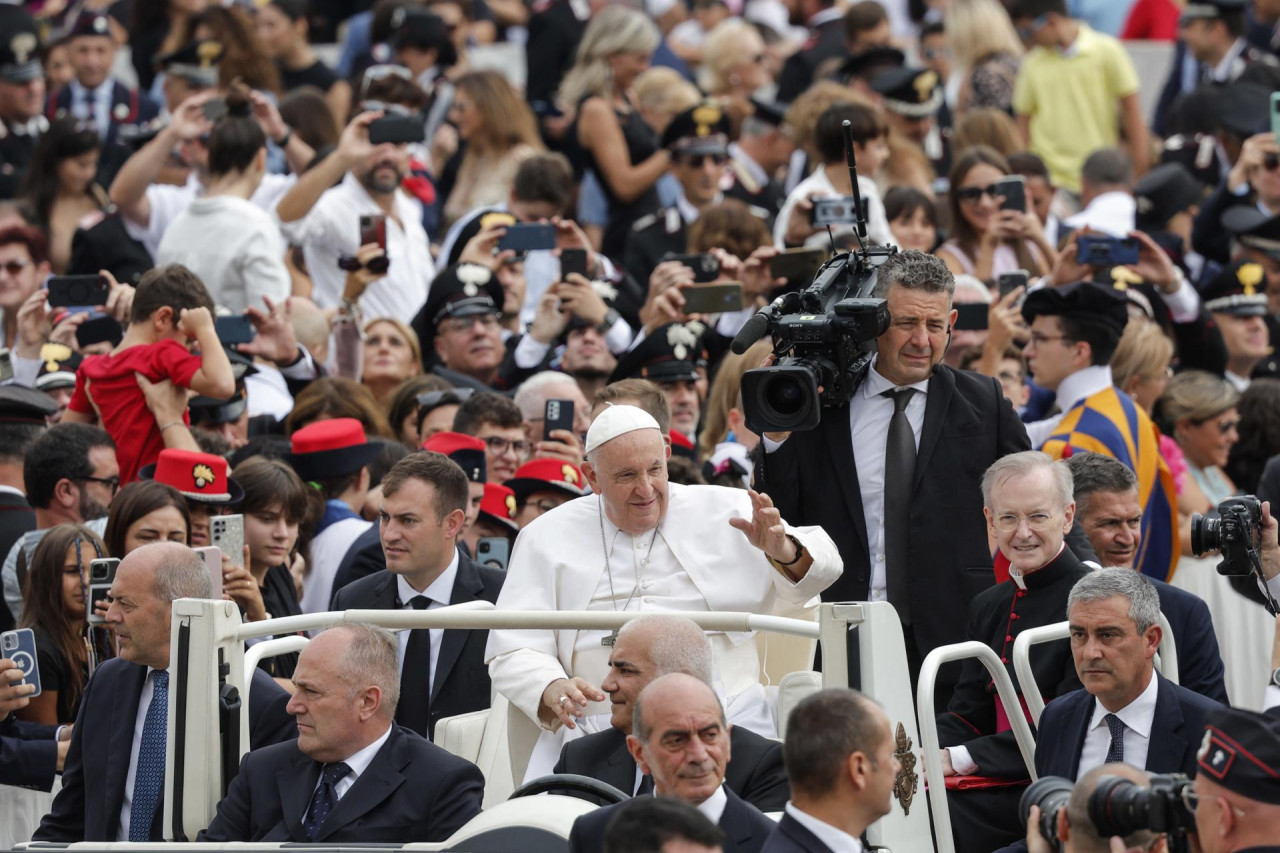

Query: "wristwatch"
<box><xmin>1271</xmin><ymin>667</ymin><xmax>1280</xmax><ymax>688</ymax></box>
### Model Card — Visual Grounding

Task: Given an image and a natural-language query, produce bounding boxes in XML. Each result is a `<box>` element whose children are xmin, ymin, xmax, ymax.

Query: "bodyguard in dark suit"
<box><xmin>762</xmin><ymin>689</ymin><xmax>900</xmax><ymax>853</ymax></box>
<box><xmin>552</xmin><ymin>614</ymin><xmax>789</xmax><ymax>811</ymax></box>
<box><xmin>330</xmin><ymin>452</ymin><xmax>502</xmax><ymax>739</ymax></box>
<box><xmin>568</xmin><ymin>673</ymin><xmax>774</xmax><ymax>853</ymax></box>
<box><xmin>759</xmin><ymin>251</ymin><xmax>1031</xmax><ymax>688</ymax></box>
<box><xmin>34</xmin><ymin>543</ymin><xmax>295</xmax><ymax>842</ymax></box>
<box><xmin>1</xmin><ymin>655</ymin><xmax>68</xmax><ymax>791</ymax></box>
<box><xmin>200</xmin><ymin>625</ymin><xmax>483</xmax><ymax>843</ymax></box>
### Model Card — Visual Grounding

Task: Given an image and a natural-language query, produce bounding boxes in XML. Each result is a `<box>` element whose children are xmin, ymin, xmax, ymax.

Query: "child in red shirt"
<box><xmin>63</xmin><ymin>265</ymin><xmax>235</xmax><ymax>483</ymax></box>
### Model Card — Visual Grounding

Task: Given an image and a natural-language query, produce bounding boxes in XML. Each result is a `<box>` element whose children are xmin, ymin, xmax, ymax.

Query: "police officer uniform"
<box><xmin>0</xmin><ymin>8</ymin><xmax>47</xmax><ymax>200</ymax></box>
<box><xmin>1134</xmin><ymin>162</ymin><xmax>1208</xmax><ymax>281</ymax></box>
<box><xmin>1200</xmin><ymin>259</ymin><xmax>1279</xmax><ymax>385</ymax></box>
<box><xmin>776</xmin><ymin>5</ymin><xmax>848</xmax><ymax>103</ymax></box>
<box><xmin>1196</xmin><ymin>705</ymin><xmax>1280</xmax><ymax>851</ymax></box>
<box><xmin>153</xmin><ymin>39</ymin><xmax>223</xmax><ymax>94</ymax></box>
<box><xmin>0</xmin><ymin>386</ymin><xmax>55</xmax><ymax>632</ymax></box>
<box><xmin>608</xmin><ymin>320</ymin><xmax>710</xmax><ymax>458</ymax></box>
<box><xmin>722</xmin><ymin>98</ymin><xmax>788</xmax><ymax>229</ymax></box>
<box><xmin>871</xmin><ymin>66</ymin><xmax>951</xmax><ymax>181</ymax></box>
<box><xmin>1186</xmin><ymin>0</ymin><xmax>1280</xmax><ymax>83</ymax></box>
<box><xmin>45</xmin><ymin>13</ymin><xmax>160</xmax><ymax>188</ymax></box>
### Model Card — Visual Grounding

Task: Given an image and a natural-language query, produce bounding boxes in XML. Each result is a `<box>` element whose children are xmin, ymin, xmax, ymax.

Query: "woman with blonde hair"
<box><xmin>699</xmin><ymin>18</ymin><xmax>772</xmax><ymax>100</ymax></box>
<box><xmin>1110</xmin><ymin>320</ymin><xmax>1174</xmax><ymax>413</ymax></box>
<box><xmin>951</xmin><ymin>108</ymin><xmax>1024</xmax><ymax>157</ymax></box>
<box><xmin>441</xmin><ymin>70</ymin><xmax>544</xmax><ymax>228</ymax></box>
<box><xmin>633</xmin><ymin>68</ymin><xmax>702</xmax><ymax>139</ymax></box>
<box><xmin>559</xmin><ymin>6</ymin><xmax>669</xmax><ymax>259</ymax></box>
<box><xmin>698</xmin><ymin>339</ymin><xmax>773</xmax><ymax>476</ymax></box>
<box><xmin>944</xmin><ymin>0</ymin><xmax>1023</xmax><ymax>114</ymax></box>
<box><xmin>361</xmin><ymin>318</ymin><xmax>423</xmax><ymax>407</ymax></box>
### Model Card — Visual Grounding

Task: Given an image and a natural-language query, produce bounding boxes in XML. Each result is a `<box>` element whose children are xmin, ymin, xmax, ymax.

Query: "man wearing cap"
<box><xmin>140</xmin><ymin>448</ymin><xmax>241</xmax><ymax>548</ymax></box>
<box><xmin>152</xmin><ymin>40</ymin><xmax>222</xmax><ymax>115</ymax></box>
<box><xmin>506</xmin><ymin>458</ymin><xmax>585</xmax><ymax>528</ymax></box>
<box><xmin>46</xmin><ymin>12</ymin><xmax>160</xmax><ymax>188</ymax></box>
<box><xmin>1022</xmin><ymin>282</ymin><xmax>1179</xmax><ymax>581</ymax></box>
<box><xmin>1134</xmin><ymin>162</ymin><xmax>1208</xmax><ymax>281</ymax></box>
<box><xmin>485</xmin><ymin>403</ymin><xmax>842</xmax><ymax>780</ymax></box>
<box><xmin>776</xmin><ymin>0</ymin><xmax>849</xmax><ymax>103</ymax></box>
<box><xmin>1200</xmin><ymin>261</ymin><xmax>1275</xmax><ymax>390</ymax></box>
<box><xmin>1194</xmin><ymin>707</ymin><xmax>1280</xmax><ymax>851</ymax></box>
<box><xmin>332</xmin><ymin>452</ymin><xmax>503</xmax><ymax>739</ymax></box>
<box><xmin>0</xmin><ymin>7</ymin><xmax>48</xmax><ymax>200</ymax></box>
<box><xmin>33</xmin><ymin>345</ymin><xmax>82</xmax><ymax>424</ymax></box>
<box><xmin>610</xmin><ymin>321</ymin><xmax>708</xmax><ymax>444</ymax></box>
<box><xmin>723</xmin><ymin>100</ymin><xmax>793</xmax><ymax>229</ymax></box>
<box><xmin>410</xmin><ymin>264</ymin><xmax>512</xmax><ymax>390</ymax></box>
<box><xmin>870</xmin><ymin>66</ymin><xmax>949</xmax><ymax>178</ymax></box>
<box><xmin>289</xmin><ymin>419</ymin><xmax>379</xmax><ymax>615</ymax></box>
<box><xmin>1181</xmin><ymin>0</ymin><xmax>1279</xmax><ymax>84</ymax></box>
<box><xmin>187</xmin><ymin>365</ymin><xmax>253</xmax><ymax>450</ymax></box>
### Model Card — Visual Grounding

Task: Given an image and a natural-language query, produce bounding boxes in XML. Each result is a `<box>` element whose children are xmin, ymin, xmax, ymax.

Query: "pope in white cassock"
<box><xmin>485</xmin><ymin>404</ymin><xmax>843</xmax><ymax>779</ymax></box>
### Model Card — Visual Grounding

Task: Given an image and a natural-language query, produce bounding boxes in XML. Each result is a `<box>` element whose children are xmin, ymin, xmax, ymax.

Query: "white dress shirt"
<box><xmin>1062</xmin><ymin>191</ymin><xmax>1136</xmax><ymax>238</ymax></box>
<box><xmin>773</xmin><ymin>167</ymin><xmax>894</xmax><ymax>251</ymax></box>
<box><xmin>784</xmin><ymin>803</ymin><xmax>865</xmax><ymax>853</ymax></box>
<box><xmin>395</xmin><ymin>552</ymin><xmax>459</xmax><ymax>697</ymax></box>
<box><xmin>694</xmin><ymin>784</ymin><xmax>728</xmax><ymax>824</ymax></box>
<box><xmin>1076</xmin><ymin>670</ymin><xmax>1159</xmax><ymax>780</ymax></box>
<box><xmin>126</xmin><ymin>172</ymin><xmax>296</xmax><ymax>259</ymax></box>
<box><xmin>118</xmin><ymin>668</ymin><xmax>161</xmax><ymax>842</ymax></box>
<box><xmin>311</xmin><ymin>723</ymin><xmax>393</xmax><ymax>802</ymax></box>
<box><xmin>278</xmin><ymin>173</ymin><xmax>435</xmax><ymax>320</ymax></box>
<box><xmin>1025</xmin><ymin>364</ymin><xmax>1114</xmax><ymax>449</ymax></box>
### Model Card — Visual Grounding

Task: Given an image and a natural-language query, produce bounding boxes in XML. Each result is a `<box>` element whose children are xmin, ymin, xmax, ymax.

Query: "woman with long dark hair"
<box><xmin>17</xmin><ymin>524</ymin><xmax>106</xmax><ymax>725</ymax></box>
<box><xmin>255</xmin><ymin>0</ymin><xmax>350</xmax><ymax>124</ymax></box>
<box><xmin>103</xmin><ymin>480</ymin><xmax>191</xmax><ymax>559</ymax></box>
<box><xmin>18</xmin><ymin>118</ymin><xmax>109</xmax><ymax>273</ymax></box>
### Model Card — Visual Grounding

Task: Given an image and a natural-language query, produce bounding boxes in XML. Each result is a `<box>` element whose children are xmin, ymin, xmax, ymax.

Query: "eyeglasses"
<box><xmin>416</xmin><ymin>388</ymin><xmax>475</xmax><ymax>411</ymax></box>
<box><xmin>680</xmin><ymin>153</ymin><xmax>728</xmax><ymax>168</ymax></box>
<box><xmin>0</xmin><ymin>259</ymin><xmax>31</xmax><ymax>275</ymax></box>
<box><xmin>482</xmin><ymin>435</ymin><xmax>533</xmax><ymax>457</ymax></box>
<box><xmin>440</xmin><ymin>314</ymin><xmax>500</xmax><ymax>334</ymax></box>
<box><xmin>993</xmin><ymin>512</ymin><xmax>1058</xmax><ymax>532</ymax></box>
<box><xmin>1027</xmin><ymin>332</ymin><xmax>1075</xmax><ymax>347</ymax></box>
<box><xmin>954</xmin><ymin>184</ymin><xmax>1003</xmax><ymax>204</ymax></box>
<box><xmin>77</xmin><ymin>475</ymin><xmax>120</xmax><ymax>495</ymax></box>
<box><xmin>1194</xmin><ymin>416</ymin><xmax>1240</xmax><ymax>434</ymax></box>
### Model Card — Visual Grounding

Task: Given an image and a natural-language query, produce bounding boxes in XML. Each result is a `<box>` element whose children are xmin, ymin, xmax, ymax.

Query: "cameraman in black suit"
<box><xmin>553</xmin><ymin>613</ymin><xmax>788</xmax><ymax>811</ymax></box>
<box><xmin>331</xmin><ymin>452</ymin><xmax>503</xmax><ymax>739</ymax></box>
<box><xmin>759</xmin><ymin>250</ymin><xmax>1030</xmax><ymax>690</ymax></box>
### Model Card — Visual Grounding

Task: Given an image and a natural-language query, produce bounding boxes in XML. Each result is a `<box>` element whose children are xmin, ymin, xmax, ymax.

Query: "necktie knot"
<box><xmin>322</xmin><ymin>762</ymin><xmax>352</xmax><ymax>786</ymax></box>
<box><xmin>409</xmin><ymin>595</ymin><xmax>431</xmax><ymax>611</ymax></box>
<box><xmin>883</xmin><ymin>387</ymin><xmax>916</xmax><ymax>413</ymax></box>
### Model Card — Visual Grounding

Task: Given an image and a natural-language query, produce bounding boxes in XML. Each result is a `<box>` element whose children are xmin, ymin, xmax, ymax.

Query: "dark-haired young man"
<box><xmin>452</xmin><ymin>391</ymin><xmax>529</xmax><ymax>483</ymax></box>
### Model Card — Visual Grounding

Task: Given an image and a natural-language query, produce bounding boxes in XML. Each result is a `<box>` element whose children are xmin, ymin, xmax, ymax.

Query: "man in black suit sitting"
<box><xmin>568</xmin><ymin>674</ymin><xmax>776</xmax><ymax>853</ymax></box>
<box><xmin>762</xmin><ymin>689</ymin><xmax>900</xmax><ymax>853</ymax></box>
<box><xmin>200</xmin><ymin>623</ymin><xmax>483</xmax><ymax>842</ymax></box>
<box><xmin>34</xmin><ymin>542</ymin><xmax>296</xmax><ymax>842</ymax></box>
<box><xmin>554</xmin><ymin>613</ymin><xmax>789</xmax><ymax>811</ymax></box>
<box><xmin>1065</xmin><ymin>452</ymin><xmax>1229</xmax><ymax>704</ymax></box>
<box><xmin>331</xmin><ymin>451</ymin><xmax>503</xmax><ymax>739</ymax></box>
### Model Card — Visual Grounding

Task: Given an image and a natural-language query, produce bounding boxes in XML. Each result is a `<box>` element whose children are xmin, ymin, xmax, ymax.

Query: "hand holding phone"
<box><xmin>47</xmin><ymin>275</ymin><xmax>110</xmax><ymax>309</ymax></box>
<box><xmin>543</xmin><ymin>398</ymin><xmax>575</xmax><ymax>441</ymax></box>
<box><xmin>86</xmin><ymin>557</ymin><xmax>119</xmax><ymax>625</ymax></box>
<box><xmin>0</xmin><ymin>630</ymin><xmax>41</xmax><ymax>699</ymax></box>
<box><xmin>560</xmin><ymin>248</ymin><xmax>589</xmax><ymax>279</ymax></box>
<box><xmin>680</xmin><ymin>282</ymin><xmax>744</xmax><ymax>314</ymax></box>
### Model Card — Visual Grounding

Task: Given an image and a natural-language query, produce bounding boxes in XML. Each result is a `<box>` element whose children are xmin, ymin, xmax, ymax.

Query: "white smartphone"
<box><xmin>210</xmin><ymin>514</ymin><xmax>244</xmax><ymax>565</ymax></box>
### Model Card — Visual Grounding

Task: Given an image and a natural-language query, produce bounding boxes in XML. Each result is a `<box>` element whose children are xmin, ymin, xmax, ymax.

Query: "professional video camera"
<box><xmin>1191</xmin><ymin>495</ymin><xmax>1278</xmax><ymax>615</ymax></box>
<box><xmin>732</xmin><ymin>121</ymin><xmax>894</xmax><ymax>434</ymax></box>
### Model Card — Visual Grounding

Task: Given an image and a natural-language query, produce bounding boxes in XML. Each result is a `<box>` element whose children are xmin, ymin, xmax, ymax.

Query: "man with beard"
<box><xmin>276</xmin><ymin>108</ymin><xmax>436</xmax><ymax>321</ymax></box>
<box><xmin>1</xmin><ymin>424</ymin><xmax>117</xmax><ymax>629</ymax></box>
<box><xmin>0</xmin><ymin>8</ymin><xmax>47</xmax><ymax>200</ymax></box>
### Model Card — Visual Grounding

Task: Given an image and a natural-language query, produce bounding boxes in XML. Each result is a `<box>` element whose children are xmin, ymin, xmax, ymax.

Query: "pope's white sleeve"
<box><xmin>487</xmin><ymin>647</ymin><xmax>570</xmax><ymax>731</ymax></box>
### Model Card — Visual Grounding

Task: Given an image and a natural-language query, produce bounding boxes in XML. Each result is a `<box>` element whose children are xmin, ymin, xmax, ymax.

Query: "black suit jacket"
<box><xmin>0</xmin><ymin>491</ymin><xmax>34</xmax><ymax>630</ymax></box>
<box><xmin>761</xmin><ymin>812</ymin><xmax>836</xmax><ymax>853</ymax></box>
<box><xmin>46</xmin><ymin>81</ymin><xmax>160</xmax><ymax>188</ymax></box>
<box><xmin>198</xmin><ymin>723</ymin><xmax>483</xmax><ymax>843</ymax></box>
<box><xmin>0</xmin><ymin>714</ymin><xmax>59</xmax><ymax>791</ymax></box>
<box><xmin>329</xmin><ymin>552</ymin><xmax>503</xmax><ymax>738</ymax></box>
<box><xmin>759</xmin><ymin>363</ymin><xmax>1030</xmax><ymax>661</ymax></box>
<box><xmin>776</xmin><ymin>17</ymin><xmax>847</xmax><ymax>103</ymax></box>
<box><xmin>330</xmin><ymin>523</ymin><xmax>384</xmax><ymax>596</ymax></box>
<box><xmin>1149</xmin><ymin>578</ymin><xmax>1229</xmax><ymax>705</ymax></box>
<box><xmin>569</xmin><ymin>788</ymin><xmax>776</xmax><ymax>853</ymax></box>
<box><xmin>553</xmin><ymin>725</ymin><xmax>790</xmax><ymax>812</ymax></box>
<box><xmin>1035</xmin><ymin>674</ymin><xmax>1222</xmax><ymax>779</ymax></box>
<box><xmin>34</xmin><ymin>658</ymin><xmax>296</xmax><ymax>842</ymax></box>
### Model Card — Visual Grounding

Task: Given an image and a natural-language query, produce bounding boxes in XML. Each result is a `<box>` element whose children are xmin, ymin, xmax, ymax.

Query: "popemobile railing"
<box><xmin>155</xmin><ymin>599</ymin><xmax>932</xmax><ymax>850</ymax></box>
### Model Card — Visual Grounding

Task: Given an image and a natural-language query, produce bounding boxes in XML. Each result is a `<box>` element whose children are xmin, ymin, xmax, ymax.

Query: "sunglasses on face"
<box><xmin>680</xmin><ymin>153</ymin><xmax>728</xmax><ymax>168</ymax></box>
<box><xmin>954</xmin><ymin>184</ymin><xmax>1002</xmax><ymax>204</ymax></box>
<box><xmin>0</xmin><ymin>259</ymin><xmax>31</xmax><ymax>275</ymax></box>
<box><xmin>337</xmin><ymin>254</ymin><xmax>390</xmax><ymax>274</ymax></box>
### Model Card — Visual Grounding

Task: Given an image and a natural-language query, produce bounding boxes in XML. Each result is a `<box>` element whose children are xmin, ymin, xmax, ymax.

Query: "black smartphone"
<box><xmin>202</xmin><ymin>98</ymin><xmax>227</xmax><ymax>123</ymax></box>
<box><xmin>368</xmin><ymin>113</ymin><xmax>426</xmax><ymax>145</ymax></box>
<box><xmin>1077</xmin><ymin>236</ymin><xmax>1140</xmax><ymax>267</ymax></box>
<box><xmin>476</xmin><ymin>537</ymin><xmax>510</xmax><ymax>571</ymax></box>
<box><xmin>998</xmin><ymin>270</ymin><xmax>1029</xmax><ymax>298</ymax></box>
<box><xmin>810</xmin><ymin>196</ymin><xmax>867</xmax><ymax>228</ymax></box>
<box><xmin>86</xmin><ymin>557</ymin><xmax>119</xmax><ymax>625</ymax></box>
<box><xmin>953</xmin><ymin>303</ymin><xmax>989</xmax><ymax>331</ymax></box>
<box><xmin>498</xmin><ymin>223</ymin><xmax>557</xmax><ymax>252</ymax></box>
<box><xmin>47</xmin><ymin>275</ymin><xmax>109</xmax><ymax>308</ymax></box>
<box><xmin>359</xmin><ymin>214</ymin><xmax>387</xmax><ymax>251</ymax></box>
<box><xmin>993</xmin><ymin>176</ymin><xmax>1026</xmax><ymax>213</ymax></box>
<box><xmin>543</xmin><ymin>398</ymin><xmax>575</xmax><ymax>441</ymax></box>
<box><xmin>664</xmin><ymin>252</ymin><xmax>720</xmax><ymax>283</ymax></box>
<box><xmin>560</xmin><ymin>247</ymin><xmax>588</xmax><ymax>279</ymax></box>
<box><xmin>76</xmin><ymin>314</ymin><xmax>123</xmax><ymax>348</ymax></box>
<box><xmin>769</xmin><ymin>247</ymin><xmax>826</xmax><ymax>283</ymax></box>
<box><xmin>215</xmin><ymin>315</ymin><xmax>256</xmax><ymax>345</ymax></box>
<box><xmin>681</xmin><ymin>282</ymin><xmax>744</xmax><ymax>314</ymax></box>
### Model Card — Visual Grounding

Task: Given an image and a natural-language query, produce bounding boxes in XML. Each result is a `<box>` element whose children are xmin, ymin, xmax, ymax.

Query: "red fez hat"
<box><xmin>504</xmin><ymin>457</ymin><xmax>585</xmax><ymax>504</ymax></box>
<box><xmin>287</xmin><ymin>418</ymin><xmax>381</xmax><ymax>482</ymax></box>
<box><xmin>421</xmin><ymin>430</ymin><xmax>487</xmax><ymax>482</ymax></box>
<box><xmin>477</xmin><ymin>482</ymin><xmax>519</xmax><ymax>532</ymax></box>
<box><xmin>139</xmin><ymin>449</ymin><xmax>243</xmax><ymax>504</ymax></box>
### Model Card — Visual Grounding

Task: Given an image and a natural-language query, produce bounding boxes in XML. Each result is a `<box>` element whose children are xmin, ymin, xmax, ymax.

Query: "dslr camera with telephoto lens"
<box><xmin>1191</xmin><ymin>495</ymin><xmax>1277</xmax><ymax>613</ymax></box>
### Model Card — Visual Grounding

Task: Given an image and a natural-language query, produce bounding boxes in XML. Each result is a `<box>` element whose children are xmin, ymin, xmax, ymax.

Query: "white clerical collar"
<box><xmin>675</xmin><ymin>188</ymin><xmax>720</xmax><ymax>227</ymax></box>
<box><xmin>1088</xmin><ymin>669</ymin><xmax>1158</xmax><ymax>740</ymax></box>
<box><xmin>1009</xmin><ymin>543</ymin><xmax>1066</xmax><ymax>589</ymax></box>
<box><xmin>784</xmin><ymin>803</ymin><xmax>864</xmax><ymax>853</ymax></box>
<box><xmin>1054</xmin><ymin>364</ymin><xmax>1113</xmax><ymax>413</ymax></box>
<box><xmin>338</xmin><ymin>723</ymin><xmax>393</xmax><ymax>778</ymax></box>
<box><xmin>862</xmin><ymin>354</ymin><xmax>931</xmax><ymax>399</ymax></box>
<box><xmin>395</xmin><ymin>549</ymin><xmax>459</xmax><ymax>605</ymax></box>
<box><xmin>693</xmin><ymin>784</ymin><xmax>728</xmax><ymax>824</ymax></box>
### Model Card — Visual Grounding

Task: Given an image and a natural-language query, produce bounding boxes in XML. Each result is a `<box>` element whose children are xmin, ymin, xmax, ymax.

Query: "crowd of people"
<box><xmin>3</xmin><ymin>0</ymin><xmax>1280</xmax><ymax>848</ymax></box>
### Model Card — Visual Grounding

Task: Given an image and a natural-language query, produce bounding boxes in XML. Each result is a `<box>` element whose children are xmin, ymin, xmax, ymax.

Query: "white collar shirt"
<box><xmin>1026</xmin><ymin>365</ymin><xmax>1114</xmax><ymax>448</ymax></box>
<box><xmin>129</xmin><ymin>171</ymin><xmax>295</xmax><ymax>260</ymax></box>
<box><xmin>1077</xmin><ymin>670</ymin><xmax>1159</xmax><ymax>780</ymax></box>
<box><xmin>278</xmin><ymin>172</ymin><xmax>434</xmax><ymax>319</ymax></box>
<box><xmin>315</xmin><ymin>723</ymin><xmax>393</xmax><ymax>801</ymax></box>
<box><xmin>118</xmin><ymin>667</ymin><xmax>162</xmax><ymax>841</ymax></box>
<box><xmin>1225</xmin><ymin>371</ymin><xmax>1251</xmax><ymax>393</ymax></box>
<box><xmin>68</xmin><ymin>79</ymin><xmax>112</xmax><ymax>142</ymax></box>
<box><xmin>394</xmin><ymin>551</ymin><xmax>459</xmax><ymax>697</ymax></box>
<box><xmin>784</xmin><ymin>803</ymin><xmax>865</xmax><ymax>853</ymax></box>
<box><xmin>694</xmin><ymin>783</ymin><xmax>729</xmax><ymax>824</ymax></box>
<box><xmin>849</xmin><ymin>355</ymin><xmax>929</xmax><ymax>603</ymax></box>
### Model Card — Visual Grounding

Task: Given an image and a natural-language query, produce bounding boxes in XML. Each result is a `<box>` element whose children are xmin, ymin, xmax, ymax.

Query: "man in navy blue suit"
<box><xmin>0</xmin><ymin>655</ymin><xmax>70</xmax><ymax>791</ymax></box>
<box><xmin>568</xmin><ymin>673</ymin><xmax>777</xmax><ymax>853</ymax></box>
<box><xmin>33</xmin><ymin>542</ymin><xmax>295</xmax><ymax>842</ymax></box>
<box><xmin>1065</xmin><ymin>452</ymin><xmax>1229</xmax><ymax>704</ymax></box>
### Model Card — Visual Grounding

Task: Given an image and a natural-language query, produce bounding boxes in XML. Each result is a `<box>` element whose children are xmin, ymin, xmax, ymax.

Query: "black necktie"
<box><xmin>395</xmin><ymin>596</ymin><xmax>432</xmax><ymax>736</ymax></box>
<box><xmin>1104</xmin><ymin>713</ymin><xmax>1125</xmax><ymax>763</ymax></box>
<box><xmin>302</xmin><ymin>762</ymin><xmax>351</xmax><ymax>841</ymax></box>
<box><xmin>882</xmin><ymin>388</ymin><xmax>917</xmax><ymax>625</ymax></box>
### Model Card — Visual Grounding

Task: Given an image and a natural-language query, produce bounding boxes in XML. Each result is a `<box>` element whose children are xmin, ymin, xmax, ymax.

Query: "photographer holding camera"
<box><xmin>1023</xmin><ymin>763</ymin><xmax>1166</xmax><ymax>853</ymax></box>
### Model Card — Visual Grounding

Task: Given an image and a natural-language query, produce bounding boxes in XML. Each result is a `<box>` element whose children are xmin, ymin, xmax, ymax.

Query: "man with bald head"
<box><xmin>553</xmin><ymin>614</ymin><xmax>789</xmax><ymax>810</ymax></box>
<box><xmin>200</xmin><ymin>624</ymin><xmax>483</xmax><ymax>842</ymax></box>
<box><xmin>1023</xmin><ymin>763</ymin><xmax>1165</xmax><ymax>853</ymax></box>
<box><xmin>486</xmin><ymin>405</ymin><xmax>841</xmax><ymax>780</ymax></box>
<box><xmin>35</xmin><ymin>542</ymin><xmax>295</xmax><ymax>842</ymax></box>
<box><xmin>568</xmin><ymin>674</ymin><xmax>778</xmax><ymax>853</ymax></box>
